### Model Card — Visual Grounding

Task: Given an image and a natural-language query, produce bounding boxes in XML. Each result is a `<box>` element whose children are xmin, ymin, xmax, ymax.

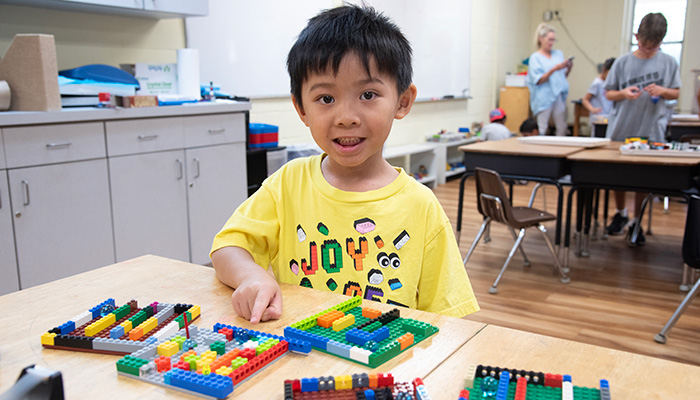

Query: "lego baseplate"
<box><xmin>40</xmin><ymin>298</ymin><xmax>201</xmax><ymax>355</ymax></box>
<box><xmin>283</xmin><ymin>296</ymin><xmax>439</xmax><ymax>368</ymax></box>
<box><xmin>117</xmin><ymin>323</ymin><xmax>300</xmax><ymax>399</ymax></box>
<box><xmin>458</xmin><ymin>364</ymin><xmax>611</xmax><ymax>400</ymax></box>
<box><xmin>284</xmin><ymin>372</ymin><xmax>432</xmax><ymax>400</ymax></box>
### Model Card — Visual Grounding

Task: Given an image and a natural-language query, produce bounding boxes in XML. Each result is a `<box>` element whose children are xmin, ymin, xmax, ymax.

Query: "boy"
<box><xmin>211</xmin><ymin>5</ymin><xmax>479</xmax><ymax>324</ymax></box>
<box><xmin>479</xmin><ymin>108</ymin><xmax>511</xmax><ymax>141</ymax></box>
<box><xmin>519</xmin><ymin>118</ymin><xmax>539</xmax><ymax>137</ymax></box>
<box><xmin>582</xmin><ymin>57</ymin><xmax>615</xmax><ymax>116</ymax></box>
<box><xmin>604</xmin><ymin>12</ymin><xmax>680</xmax><ymax>244</ymax></box>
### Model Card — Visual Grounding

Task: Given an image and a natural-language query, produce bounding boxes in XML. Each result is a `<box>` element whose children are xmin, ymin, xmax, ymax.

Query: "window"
<box><xmin>630</xmin><ymin>0</ymin><xmax>687</xmax><ymax>65</ymax></box>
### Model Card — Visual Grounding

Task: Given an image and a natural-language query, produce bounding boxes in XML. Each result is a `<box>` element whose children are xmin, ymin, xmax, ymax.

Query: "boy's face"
<box><xmin>635</xmin><ymin>34</ymin><xmax>661</xmax><ymax>58</ymax></box>
<box><xmin>293</xmin><ymin>53</ymin><xmax>416</xmax><ymax>171</ymax></box>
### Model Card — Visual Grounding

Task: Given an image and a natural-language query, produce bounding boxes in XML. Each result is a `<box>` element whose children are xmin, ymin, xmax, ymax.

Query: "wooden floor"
<box><xmin>434</xmin><ymin>177</ymin><xmax>700</xmax><ymax>367</ymax></box>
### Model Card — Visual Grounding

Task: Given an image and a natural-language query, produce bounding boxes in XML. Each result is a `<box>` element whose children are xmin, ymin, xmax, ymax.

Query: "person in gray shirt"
<box><xmin>603</xmin><ymin>12</ymin><xmax>680</xmax><ymax>246</ymax></box>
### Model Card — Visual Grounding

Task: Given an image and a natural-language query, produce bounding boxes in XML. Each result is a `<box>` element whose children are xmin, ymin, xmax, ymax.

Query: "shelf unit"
<box><xmin>433</xmin><ymin>137</ymin><xmax>478</xmax><ymax>184</ymax></box>
<box><xmin>383</xmin><ymin>143</ymin><xmax>438</xmax><ymax>188</ymax></box>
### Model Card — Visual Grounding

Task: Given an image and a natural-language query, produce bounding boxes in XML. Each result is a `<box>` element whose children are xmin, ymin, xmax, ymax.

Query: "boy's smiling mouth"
<box><xmin>334</xmin><ymin>137</ymin><xmax>365</xmax><ymax>147</ymax></box>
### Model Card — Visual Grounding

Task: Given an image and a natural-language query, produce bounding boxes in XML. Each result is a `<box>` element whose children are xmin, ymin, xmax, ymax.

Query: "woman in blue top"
<box><xmin>527</xmin><ymin>23</ymin><xmax>573</xmax><ymax>136</ymax></box>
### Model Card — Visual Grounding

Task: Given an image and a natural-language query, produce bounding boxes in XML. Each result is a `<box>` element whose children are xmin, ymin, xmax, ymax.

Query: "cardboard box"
<box><xmin>122</xmin><ymin>63</ymin><xmax>177</xmax><ymax>96</ymax></box>
<box><xmin>116</xmin><ymin>95</ymin><xmax>158</xmax><ymax>108</ymax></box>
<box><xmin>0</xmin><ymin>34</ymin><xmax>61</xmax><ymax>111</ymax></box>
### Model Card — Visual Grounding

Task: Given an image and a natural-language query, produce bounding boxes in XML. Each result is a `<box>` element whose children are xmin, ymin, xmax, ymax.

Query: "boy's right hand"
<box><xmin>231</xmin><ymin>272</ymin><xmax>282</xmax><ymax>324</ymax></box>
<box><xmin>621</xmin><ymin>86</ymin><xmax>642</xmax><ymax>100</ymax></box>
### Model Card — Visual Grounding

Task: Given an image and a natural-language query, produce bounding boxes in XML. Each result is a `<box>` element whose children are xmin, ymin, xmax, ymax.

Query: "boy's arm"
<box><xmin>644</xmin><ymin>84</ymin><xmax>679</xmax><ymax>100</ymax></box>
<box><xmin>212</xmin><ymin>246</ymin><xmax>282</xmax><ymax>324</ymax></box>
<box><xmin>606</xmin><ymin>86</ymin><xmax>641</xmax><ymax>101</ymax></box>
<box><xmin>582</xmin><ymin>93</ymin><xmax>601</xmax><ymax>114</ymax></box>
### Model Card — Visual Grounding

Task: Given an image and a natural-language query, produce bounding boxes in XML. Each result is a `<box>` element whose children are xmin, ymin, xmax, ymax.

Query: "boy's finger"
<box><xmin>262</xmin><ymin>292</ymin><xmax>283</xmax><ymax>321</ymax></box>
<box><xmin>249</xmin><ymin>295</ymin><xmax>271</xmax><ymax>324</ymax></box>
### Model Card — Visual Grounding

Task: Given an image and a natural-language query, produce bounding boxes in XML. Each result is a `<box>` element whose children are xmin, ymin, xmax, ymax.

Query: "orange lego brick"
<box><xmin>362</xmin><ymin>308</ymin><xmax>382</xmax><ymax>319</ymax></box>
<box><xmin>398</xmin><ymin>332</ymin><xmax>414</xmax><ymax>350</ymax></box>
<box><xmin>317</xmin><ymin>310</ymin><xmax>344</xmax><ymax>328</ymax></box>
<box><xmin>129</xmin><ymin>327</ymin><xmax>144</xmax><ymax>341</ymax></box>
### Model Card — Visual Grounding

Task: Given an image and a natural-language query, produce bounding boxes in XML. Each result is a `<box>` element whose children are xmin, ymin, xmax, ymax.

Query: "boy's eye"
<box><xmin>318</xmin><ymin>95</ymin><xmax>334</xmax><ymax>104</ymax></box>
<box><xmin>361</xmin><ymin>92</ymin><xmax>376</xmax><ymax>100</ymax></box>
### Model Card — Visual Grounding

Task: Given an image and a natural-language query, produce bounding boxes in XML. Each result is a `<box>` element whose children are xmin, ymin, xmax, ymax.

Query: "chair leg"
<box><xmin>655</xmin><ymin>271</ymin><xmax>700</xmax><ymax>344</ymax></box>
<box><xmin>463</xmin><ymin>218</ymin><xmax>491</xmax><ymax>265</ymax></box>
<box><xmin>508</xmin><ymin>227</ymin><xmax>531</xmax><ymax>266</ymax></box>
<box><xmin>647</xmin><ymin>196</ymin><xmax>654</xmax><ymax>235</ymax></box>
<box><xmin>663</xmin><ymin>196</ymin><xmax>670</xmax><ymax>214</ymax></box>
<box><xmin>484</xmin><ymin>223</ymin><xmax>491</xmax><ymax>243</ymax></box>
<box><xmin>528</xmin><ymin>183</ymin><xmax>542</xmax><ymax>208</ymax></box>
<box><xmin>538</xmin><ymin>224</ymin><xmax>571</xmax><ymax>280</ymax></box>
<box><xmin>490</xmin><ymin>228</ymin><xmax>526</xmax><ymax>294</ymax></box>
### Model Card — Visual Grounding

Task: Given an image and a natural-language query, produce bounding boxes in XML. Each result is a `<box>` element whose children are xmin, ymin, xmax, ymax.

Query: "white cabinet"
<box><xmin>107</xmin><ymin>112</ymin><xmax>246</xmax><ymax>265</ymax></box>
<box><xmin>8</xmin><ymin>159</ymin><xmax>115</xmax><ymax>288</ymax></box>
<box><xmin>186</xmin><ymin>143</ymin><xmax>246</xmax><ymax>265</ymax></box>
<box><xmin>0</xmin><ymin>0</ymin><xmax>208</xmax><ymax>18</ymax></box>
<box><xmin>433</xmin><ymin>138</ymin><xmax>477</xmax><ymax>184</ymax></box>
<box><xmin>0</xmin><ymin>170</ymin><xmax>20</xmax><ymax>295</ymax></box>
<box><xmin>109</xmin><ymin>150</ymin><xmax>190</xmax><ymax>262</ymax></box>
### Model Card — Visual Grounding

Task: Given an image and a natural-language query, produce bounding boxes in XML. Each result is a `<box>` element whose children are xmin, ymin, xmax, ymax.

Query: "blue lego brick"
<box><xmin>284</xmin><ymin>327</ymin><xmax>329</xmax><ymax>351</ymax></box>
<box><xmin>166</xmin><ymin>368</ymin><xmax>233</xmax><ymax>399</ymax></box>
<box><xmin>110</xmin><ymin>325</ymin><xmax>125</xmax><ymax>339</ymax></box>
<box><xmin>287</xmin><ymin>338</ymin><xmax>312</xmax><ymax>354</ymax></box>
<box><xmin>345</xmin><ymin>328</ymin><xmax>371</xmax><ymax>346</ymax></box>
<box><xmin>144</xmin><ymin>337</ymin><xmax>158</xmax><ymax>345</ymax></box>
<box><xmin>301</xmin><ymin>377</ymin><xmax>319</xmax><ymax>392</ymax></box>
<box><xmin>90</xmin><ymin>298</ymin><xmax>116</xmax><ymax>319</ymax></box>
<box><xmin>59</xmin><ymin>321</ymin><xmax>75</xmax><ymax>335</ymax></box>
<box><xmin>326</xmin><ymin>340</ymin><xmax>350</xmax><ymax>358</ymax></box>
<box><xmin>496</xmin><ymin>370</ymin><xmax>510</xmax><ymax>400</ymax></box>
<box><xmin>369</xmin><ymin>326</ymin><xmax>390</xmax><ymax>342</ymax></box>
<box><xmin>364</xmin><ymin>389</ymin><xmax>376</xmax><ymax>400</ymax></box>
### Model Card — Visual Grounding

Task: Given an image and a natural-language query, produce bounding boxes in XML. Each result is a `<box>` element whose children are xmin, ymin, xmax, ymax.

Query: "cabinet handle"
<box><xmin>208</xmin><ymin>128</ymin><xmax>225</xmax><ymax>134</ymax></box>
<box><xmin>193</xmin><ymin>157</ymin><xmax>201</xmax><ymax>178</ymax></box>
<box><xmin>21</xmin><ymin>180</ymin><xmax>30</xmax><ymax>206</ymax></box>
<box><xmin>176</xmin><ymin>159</ymin><xmax>184</xmax><ymax>180</ymax></box>
<box><xmin>137</xmin><ymin>134</ymin><xmax>159</xmax><ymax>141</ymax></box>
<box><xmin>46</xmin><ymin>142</ymin><xmax>72</xmax><ymax>149</ymax></box>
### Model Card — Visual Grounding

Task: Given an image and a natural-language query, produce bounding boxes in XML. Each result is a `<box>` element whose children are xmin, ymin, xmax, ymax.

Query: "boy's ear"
<box><xmin>292</xmin><ymin>95</ymin><xmax>309</xmax><ymax>126</ymax></box>
<box><xmin>395</xmin><ymin>84</ymin><xmax>417</xmax><ymax>120</ymax></box>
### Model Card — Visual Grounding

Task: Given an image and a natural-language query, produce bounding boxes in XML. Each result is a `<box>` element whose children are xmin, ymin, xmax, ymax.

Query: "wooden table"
<box><xmin>457</xmin><ymin>137</ymin><xmax>587</xmax><ymax>247</ymax></box>
<box><xmin>572</xmin><ymin>99</ymin><xmax>590</xmax><ymax>137</ymax></box>
<box><xmin>3</xmin><ymin>255</ymin><xmax>700</xmax><ymax>399</ymax></box>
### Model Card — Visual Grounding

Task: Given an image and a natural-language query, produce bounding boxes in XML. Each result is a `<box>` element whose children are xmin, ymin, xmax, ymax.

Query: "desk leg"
<box><xmin>456</xmin><ymin>173</ymin><xmax>470</xmax><ymax>243</ymax></box>
<box><xmin>555</xmin><ymin>182</ymin><xmax>564</xmax><ymax>252</ymax></box>
<box><xmin>582</xmin><ymin>188</ymin><xmax>594</xmax><ymax>257</ymax></box>
<box><xmin>564</xmin><ymin>186</ymin><xmax>578</xmax><ymax>271</ymax></box>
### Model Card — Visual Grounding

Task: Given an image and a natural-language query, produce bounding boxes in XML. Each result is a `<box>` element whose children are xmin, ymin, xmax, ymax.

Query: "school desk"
<box><xmin>3</xmin><ymin>255</ymin><xmax>700</xmax><ymax>399</ymax></box>
<box><xmin>564</xmin><ymin>145</ymin><xmax>700</xmax><ymax>268</ymax></box>
<box><xmin>456</xmin><ymin>137</ymin><xmax>588</xmax><ymax>248</ymax></box>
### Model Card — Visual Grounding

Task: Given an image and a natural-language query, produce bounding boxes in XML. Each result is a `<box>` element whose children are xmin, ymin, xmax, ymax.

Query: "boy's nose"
<box><xmin>334</xmin><ymin>102</ymin><xmax>361</xmax><ymax>127</ymax></box>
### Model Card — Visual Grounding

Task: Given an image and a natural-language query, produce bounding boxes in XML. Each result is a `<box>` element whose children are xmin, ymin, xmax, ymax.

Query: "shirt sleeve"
<box><xmin>527</xmin><ymin>52</ymin><xmax>545</xmax><ymax>86</ymax></box>
<box><xmin>604</xmin><ymin>59</ymin><xmax>621</xmax><ymax>91</ymax></box>
<box><xmin>417</xmin><ymin>216</ymin><xmax>480</xmax><ymax>318</ymax></box>
<box><xmin>210</xmin><ymin>185</ymin><xmax>280</xmax><ymax>269</ymax></box>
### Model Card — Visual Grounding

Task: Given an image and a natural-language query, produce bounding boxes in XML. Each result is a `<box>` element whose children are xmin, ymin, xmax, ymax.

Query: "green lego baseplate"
<box><xmin>283</xmin><ymin>296</ymin><xmax>439</xmax><ymax>368</ymax></box>
<box><xmin>466</xmin><ymin>377</ymin><xmax>602</xmax><ymax>400</ymax></box>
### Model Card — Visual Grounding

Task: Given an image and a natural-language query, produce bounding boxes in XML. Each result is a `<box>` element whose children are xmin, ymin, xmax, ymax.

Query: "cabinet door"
<box><xmin>143</xmin><ymin>0</ymin><xmax>207</xmax><ymax>16</ymax></box>
<box><xmin>186</xmin><ymin>143</ymin><xmax>246</xmax><ymax>265</ymax></box>
<box><xmin>110</xmin><ymin>150</ymin><xmax>190</xmax><ymax>262</ymax></box>
<box><xmin>9</xmin><ymin>159</ymin><xmax>115</xmax><ymax>289</ymax></box>
<box><xmin>0</xmin><ymin>171</ymin><xmax>19</xmax><ymax>295</ymax></box>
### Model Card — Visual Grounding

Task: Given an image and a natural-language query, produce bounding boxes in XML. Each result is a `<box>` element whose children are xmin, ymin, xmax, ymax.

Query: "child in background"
<box><xmin>210</xmin><ymin>5</ymin><xmax>479</xmax><ymax>324</ymax></box>
<box><xmin>519</xmin><ymin>118</ymin><xmax>539</xmax><ymax>136</ymax></box>
<box><xmin>604</xmin><ymin>12</ymin><xmax>680</xmax><ymax>245</ymax></box>
<box><xmin>582</xmin><ymin>57</ymin><xmax>615</xmax><ymax>116</ymax></box>
<box><xmin>479</xmin><ymin>108</ymin><xmax>511</xmax><ymax>141</ymax></box>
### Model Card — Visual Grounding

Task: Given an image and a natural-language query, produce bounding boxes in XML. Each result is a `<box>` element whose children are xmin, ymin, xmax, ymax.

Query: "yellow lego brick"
<box><xmin>85</xmin><ymin>313</ymin><xmax>117</xmax><ymax>337</ymax></box>
<box><xmin>41</xmin><ymin>332</ymin><xmax>56</xmax><ymax>346</ymax></box>
<box><xmin>216</xmin><ymin>366</ymin><xmax>233</xmax><ymax>376</ymax></box>
<box><xmin>202</xmin><ymin>364</ymin><xmax>211</xmax><ymax>375</ymax></box>
<box><xmin>188</xmin><ymin>305</ymin><xmax>201</xmax><ymax>320</ymax></box>
<box><xmin>120</xmin><ymin>320</ymin><xmax>132</xmax><ymax>334</ymax></box>
<box><xmin>200</xmin><ymin>350</ymin><xmax>217</xmax><ymax>363</ymax></box>
<box><xmin>137</xmin><ymin>317</ymin><xmax>158</xmax><ymax>335</ymax></box>
<box><xmin>332</xmin><ymin>314</ymin><xmax>355</xmax><ymax>331</ymax></box>
<box><xmin>157</xmin><ymin>341</ymin><xmax>179</xmax><ymax>357</ymax></box>
<box><xmin>336</xmin><ymin>375</ymin><xmax>352</xmax><ymax>390</ymax></box>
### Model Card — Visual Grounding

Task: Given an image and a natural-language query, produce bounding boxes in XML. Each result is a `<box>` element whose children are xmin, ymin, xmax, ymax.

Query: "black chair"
<box><xmin>463</xmin><ymin>167</ymin><xmax>571</xmax><ymax>294</ymax></box>
<box><xmin>654</xmin><ymin>194</ymin><xmax>700</xmax><ymax>344</ymax></box>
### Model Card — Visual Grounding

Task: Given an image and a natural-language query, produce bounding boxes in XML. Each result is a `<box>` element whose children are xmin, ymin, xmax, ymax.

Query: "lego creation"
<box><xmin>117</xmin><ymin>323</ymin><xmax>302</xmax><ymax>399</ymax></box>
<box><xmin>283</xmin><ymin>296</ymin><xmax>439</xmax><ymax>368</ymax></box>
<box><xmin>284</xmin><ymin>372</ymin><xmax>432</xmax><ymax>400</ymax></box>
<box><xmin>40</xmin><ymin>298</ymin><xmax>201</xmax><ymax>355</ymax></box>
<box><xmin>458</xmin><ymin>364</ymin><xmax>611</xmax><ymax>400</ymax></box>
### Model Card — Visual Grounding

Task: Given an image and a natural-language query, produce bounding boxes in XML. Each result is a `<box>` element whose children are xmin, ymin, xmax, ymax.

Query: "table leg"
<box><xmin>564</xmin><ymin>186</ymin><xmax>578</xmax><ymax>270</ymax></box>
<box><xmin>456</xmin><ymin>172</ymin><xmax>471</xmax><ymax>243</ymax></box>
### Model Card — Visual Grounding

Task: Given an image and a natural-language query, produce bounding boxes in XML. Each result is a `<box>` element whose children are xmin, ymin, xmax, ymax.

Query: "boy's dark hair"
<box><xmin>598</xmin><ymin>57</ymin><xmax>616</xmax><ymax>73</ymax></box>
<box><xmin>287</xmin><ymin>5</ymin><xmax>413</xmax><ymax>109</ymax></box>
<box><xmin>519</xmin><ymin>118</ymin><xmax>538</xmax><ymax>133</ymax></box>
<box><xmin>637</xmin><ymin>13</ymin><xmax>667</xmax><ymax>44</ymax></box>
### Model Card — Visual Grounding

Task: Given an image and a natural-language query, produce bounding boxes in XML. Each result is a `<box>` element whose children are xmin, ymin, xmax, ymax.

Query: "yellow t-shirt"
<box><xmin>211</xmin><ymin>155</ymin><xmax>479</xmax><ymax>318</ymax></box>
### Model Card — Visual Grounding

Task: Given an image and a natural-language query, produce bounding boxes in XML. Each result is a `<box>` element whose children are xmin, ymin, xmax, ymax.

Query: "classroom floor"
<box><xmin>435</xmin><ymin>177</ymin><xmax>700</xmax><ymax>367</ymax></box>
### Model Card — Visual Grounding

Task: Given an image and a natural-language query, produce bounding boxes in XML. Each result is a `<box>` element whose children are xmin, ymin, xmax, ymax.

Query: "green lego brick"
<box><xmin>466</xmin><ymin>377</ymin><xmax>602</xmax><ymax>400</ymax></box>
<box><xmin>114</xmin><ymin>304</ymin><xmax>131</xmax><ymax>320</ymax></box>
<box><xmin>210</xmin><ymin>341</ymin><xmax>226</xmax><ymax>355</ymax></box>
<box><xmin>116</xmin><ymin>355</ymin><xmax>149</xmax><ymax>376</ymax></box>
